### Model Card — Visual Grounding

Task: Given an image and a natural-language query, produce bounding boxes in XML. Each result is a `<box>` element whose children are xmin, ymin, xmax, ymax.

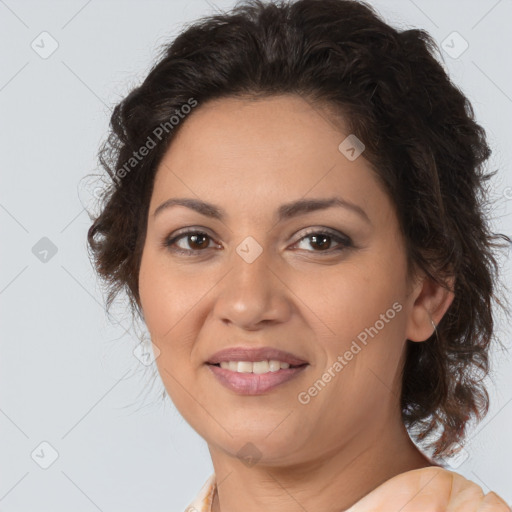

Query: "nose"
<box><xmin>212</xmin><ymin>242</ymin><xmax>293</xmax><ymax>331</ymax></box>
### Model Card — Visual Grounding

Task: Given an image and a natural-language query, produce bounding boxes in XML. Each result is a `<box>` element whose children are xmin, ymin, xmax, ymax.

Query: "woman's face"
<box><xmin>138</xmin><ymin>95</ymin><xmax>433</xmax><ymax>466</ymax></box>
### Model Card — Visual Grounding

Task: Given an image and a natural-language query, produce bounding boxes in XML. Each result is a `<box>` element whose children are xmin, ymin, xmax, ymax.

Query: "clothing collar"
<box><xmin>185</xmin><ymin>473</ymin><xmax>216</xmax><ymax>512</ymax></box>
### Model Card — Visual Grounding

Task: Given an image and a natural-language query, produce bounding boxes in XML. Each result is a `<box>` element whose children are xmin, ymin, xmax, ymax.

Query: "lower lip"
<box><xmin>207</xmin><ymin>364</ymin><xmax>308</xmax><ymax>395</ymax></box>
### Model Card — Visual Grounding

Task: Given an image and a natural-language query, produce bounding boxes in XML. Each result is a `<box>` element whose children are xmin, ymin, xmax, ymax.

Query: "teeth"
<box><xmin>269</xmin><ymin>360</ymin><xmax>281</xmax><ymax>372</ymax></box>
<box><xmin>253</xmin><ymin>361</ymin><xmax>269</xmax><ymax>374</ymax></box>
<box><xmin>238</xmin><ymin>361</ymin><xmax>253</xmax><ymax>373</ymax></box>
<box><xmin>218</xmin><ymin>360</ymin><xmax>293</xmax><ymax>373</ymax></box>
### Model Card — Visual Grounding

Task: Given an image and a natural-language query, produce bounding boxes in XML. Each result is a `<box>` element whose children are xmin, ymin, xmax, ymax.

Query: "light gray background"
<box><xmin>1</xmin><ymin>0</ymin><xmax>511</xmax><ymax>510</ymax></box>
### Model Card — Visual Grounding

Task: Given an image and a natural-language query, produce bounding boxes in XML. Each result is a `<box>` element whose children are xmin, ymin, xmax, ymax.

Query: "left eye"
<box><xmin>292</xmin><ymin>230</ymin><xmax>352</xmax><ymax>253</ymax></box>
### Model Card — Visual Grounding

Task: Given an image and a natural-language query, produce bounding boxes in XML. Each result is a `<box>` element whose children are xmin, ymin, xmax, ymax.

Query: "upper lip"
<box><xmin>206</xmin><ymin>346</ymin><xmax>309</xmax><ymax>366</ymax></box>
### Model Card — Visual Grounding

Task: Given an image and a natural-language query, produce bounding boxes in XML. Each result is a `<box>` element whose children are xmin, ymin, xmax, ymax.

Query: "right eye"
<box><xmin>162</xmin><ymin>230</ymin><xmax>219</xmax><ymax>255</ymax></box>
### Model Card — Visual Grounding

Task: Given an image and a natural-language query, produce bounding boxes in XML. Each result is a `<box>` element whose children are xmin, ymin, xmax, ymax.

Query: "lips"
<box><xmin>208</xmin><ymin>363</ymin><xmax>308</xmax><ymax>394</ymax></box>
<box><xmin>206</xmin><ymin>346</ymin><xmax>309</xmax><ymax>366</ymax></box>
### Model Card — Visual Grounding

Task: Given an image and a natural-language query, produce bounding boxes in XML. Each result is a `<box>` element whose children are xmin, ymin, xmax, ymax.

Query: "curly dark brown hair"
<box><xmin>86</xmin><ymin>0</ymin><xmax>511</xmax><ymax>459</ymax></box>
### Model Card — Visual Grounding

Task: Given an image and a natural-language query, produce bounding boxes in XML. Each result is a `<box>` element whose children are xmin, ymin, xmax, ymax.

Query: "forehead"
<box><xmin>151</xmin><ymin>95</ymin><xmax>389</xmax><ymax>221</ymax></box>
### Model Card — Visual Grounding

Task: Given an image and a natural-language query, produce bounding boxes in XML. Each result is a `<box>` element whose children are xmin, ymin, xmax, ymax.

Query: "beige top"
<box><xmin>183</xmin><ymin>463</ymin><xmax>449</xmax><ymax>510</ymax></box>
<box><xmin>184</xmin><ymin>474</ymin><xmax>216</xmax><ymax>512</ymax></box>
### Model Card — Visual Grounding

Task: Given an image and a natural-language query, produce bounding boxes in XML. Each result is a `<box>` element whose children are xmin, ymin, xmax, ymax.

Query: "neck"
<box><xmin>209</xmin><ymin>422</ymin><xmax>436</xmax><ymax>512</ymax></box>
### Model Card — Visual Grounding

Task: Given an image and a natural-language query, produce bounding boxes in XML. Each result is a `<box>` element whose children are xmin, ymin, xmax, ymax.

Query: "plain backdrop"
<box><xmin>1</xmin><ymin>0</ymin><xmax>511</xmax><ymax>510</ymax></box>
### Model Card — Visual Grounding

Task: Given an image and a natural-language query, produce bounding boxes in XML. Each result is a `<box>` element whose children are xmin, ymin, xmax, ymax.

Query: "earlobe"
<box><xmin>405</xmin><ymin>274</ymin><xmax>455</xmax><ymax>343</ymax></box>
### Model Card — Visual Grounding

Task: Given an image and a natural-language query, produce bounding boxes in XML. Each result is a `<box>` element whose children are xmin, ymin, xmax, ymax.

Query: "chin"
<box><xmin>207</xmin><ymin>428</ymin><xmax>307</xmax><ymax>465</ymax></box>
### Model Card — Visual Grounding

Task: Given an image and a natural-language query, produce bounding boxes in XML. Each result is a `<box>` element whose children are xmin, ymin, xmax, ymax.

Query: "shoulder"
<box><xmin>348</xmin><ymin>467</ymin><xmax>510</xmax><ymax>511</ymax></box>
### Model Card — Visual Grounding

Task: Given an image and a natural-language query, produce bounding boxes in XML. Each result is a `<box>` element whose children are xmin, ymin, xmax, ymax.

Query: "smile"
<box><xmin>217</xmin><ymin>360</ymin><xmax>294</xmax><ymax>373</ymax></box>
<box><xmin>207</xmin><ymin>362</ymin><xmax>308</xmax><ymax>395</ymax></box>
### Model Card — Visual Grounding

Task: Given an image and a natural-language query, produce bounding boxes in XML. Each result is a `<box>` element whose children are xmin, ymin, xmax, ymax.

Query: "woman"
<box><xmin>87</xmin><ymin>0</ymin><xmax>511</xmax><ymax>509</ymax></box>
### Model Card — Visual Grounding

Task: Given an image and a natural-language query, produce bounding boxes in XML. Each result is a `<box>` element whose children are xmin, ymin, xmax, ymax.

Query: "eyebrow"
<box><xmin>153</xmin><ymin>196</ymin><xmax>371</xmax><ymax>225</ymax></box>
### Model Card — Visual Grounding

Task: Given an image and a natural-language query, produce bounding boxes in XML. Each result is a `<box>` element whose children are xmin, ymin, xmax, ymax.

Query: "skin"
<box><xmin>138</xmin><ymin>95</ymin><xmax>509</xmax><ymax>511</ymax></box>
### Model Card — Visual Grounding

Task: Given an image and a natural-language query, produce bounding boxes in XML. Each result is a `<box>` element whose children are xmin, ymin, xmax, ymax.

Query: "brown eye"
<box><xmin>293</xmin><ymin>229</ymin><xmax>353</xmax><ymax>253</ymax></box>
<box><xmin>184</xmin><ymin>233</ymin><xmax>210</xmax><ymax>250</ymax></box>
<box><xmin>308</xmin><ymin>233</ymin><xmax>332</xmax><ymax>251</ymax></box>
<box><xmin>163</xmin><ymin>231</ymin><xmax>216</xmax><ymax>255</ymax></box>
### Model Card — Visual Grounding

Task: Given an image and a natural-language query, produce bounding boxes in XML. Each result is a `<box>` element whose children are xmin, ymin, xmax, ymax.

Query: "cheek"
<box><xmin>314</xmin><ymin>256</ymin><xmax>408</xmax><ymax>379</ymax></box>
<box><xmin>139</xmin><ymin>253</ymin><xmax>197</xmax><ymax>405</ymax></box>
<box><xmin>138</xmin><ymin>248</ymin><xmax>211</xmax><ymax>383</ymax></box>
<box><xmin>139</xmin><ymin>248</ymin><xmax>197</xmax><ymax>339</ymax></box>
<box><xmin>319</xmin><ymin>263</ymin><xmax>401</xmax><ymax>335</ymax></box>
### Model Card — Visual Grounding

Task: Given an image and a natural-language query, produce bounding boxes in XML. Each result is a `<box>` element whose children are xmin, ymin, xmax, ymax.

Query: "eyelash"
<box><xmin>161</xmin><ymin>227</ymin><xmax>353</xmax><ymax>256</ymax></box>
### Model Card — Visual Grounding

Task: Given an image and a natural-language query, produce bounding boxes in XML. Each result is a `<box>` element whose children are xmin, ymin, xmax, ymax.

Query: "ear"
<box><xmin>405</xmin><ymin>272</ymin><xmax>455</xmax><ymax>342</ymax></box>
